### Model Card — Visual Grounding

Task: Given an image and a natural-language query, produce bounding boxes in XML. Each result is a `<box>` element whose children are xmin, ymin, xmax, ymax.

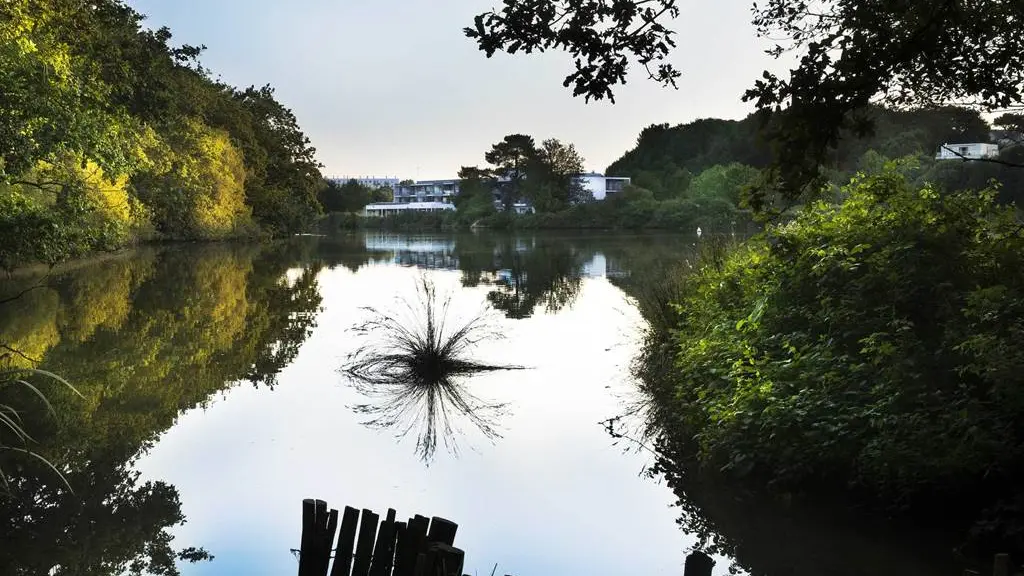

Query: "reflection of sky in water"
<box><xmin>135</xmin><ymin>263</ymin><xmax>731</xmax><ymax>575</ymax></box>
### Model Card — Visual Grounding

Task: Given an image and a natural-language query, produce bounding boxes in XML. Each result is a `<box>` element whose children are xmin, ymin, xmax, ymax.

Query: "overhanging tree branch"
<box><xmin>0</xmin><ymin>344</ymin><xmax>41</xmax><ymax>366</ymax></box>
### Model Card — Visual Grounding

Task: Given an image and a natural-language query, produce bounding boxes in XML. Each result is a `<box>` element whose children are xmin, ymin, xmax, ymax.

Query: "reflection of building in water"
<box><xmin>363</xmin><ymin>233</ymin><xmax>460</xmax><ymax>270</ymax></box>
<box><xmin>393</xmin><ymin>251</ymin><xmax>459</xmax><ymax>270</ymax></box>
<box><xmin>363</xmin><ymin>233</ymin><xmax>456</xmax><ymax>253</ymax></box>
<box><xmin>361</xmin><ymin>234</ymin><xmax>625</xmax><ymax>280</ymax></box>
<box><xmin>603</xmin><ymin>255</ymin><xmax>631</xmax><ymax>279</ymax></box>
<box><xmin>582</xmin><ymin>253</ymin><xmax>606</xmax><ymax>278</ymax></box>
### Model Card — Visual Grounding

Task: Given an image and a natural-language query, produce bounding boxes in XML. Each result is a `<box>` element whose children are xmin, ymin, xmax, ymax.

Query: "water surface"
<box><xmin>0</xmin><ymin>232</ymin><xmax>709</xmax><ymax>575</ymax></box>
<box><xmin>0</xmin><ymin>231</ymin><xmax>959</xmax><ymax>576</ymax></box>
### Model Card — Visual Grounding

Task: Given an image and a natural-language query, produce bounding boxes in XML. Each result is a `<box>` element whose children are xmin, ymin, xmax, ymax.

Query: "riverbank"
<box><xmin>625</xmin><ymin>170</ymin><xmax>1024</xmax><ymax>560</ymax></box>
<box><xmin>2</xmin><ymin>247</ymin><xmax>148</xmax><ymax>280</ymax></box>
<box><xmin>0</xmin><ymin>231</ymin><xmax>283</xmax><ymax>278</ymax></box>
<box><xmin>327</xmin><ymin>195</ymin><xmax>756</xmax><ymax>233</ymax></box>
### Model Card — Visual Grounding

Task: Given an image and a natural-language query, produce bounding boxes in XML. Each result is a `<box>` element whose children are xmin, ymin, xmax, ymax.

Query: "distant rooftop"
<box><xmin>399</xmin><ymin>179</ymin><xmax>459</xmax><ymax>185</ymax></box>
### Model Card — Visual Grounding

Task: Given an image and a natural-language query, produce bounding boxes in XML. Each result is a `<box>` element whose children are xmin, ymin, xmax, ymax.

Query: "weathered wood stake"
<box><xmin>994</xmin><ymin>553</ymin><xmax>1011</xmax><ymax>576</ymax></box>
<box><xmin>684</xmin><ymin>550</ymin><xmax>715</xmax><ymax>576</ymax></box>
<box><xmin>427</xmin><ymin>517</ymin><xmax>458</xmax><ymax>546</ymax></box>
<box><xmin>330</xmin><ymin>507</ymin><xmax>360</xmax><ymax>576</ymax></box>
<box><xmin>352</xmin><ymin>509</ymin><xmax>380</xmax><ymax>576</ymax></box>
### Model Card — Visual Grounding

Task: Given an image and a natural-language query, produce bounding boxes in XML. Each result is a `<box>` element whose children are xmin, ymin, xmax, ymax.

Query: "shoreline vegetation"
<box><xmin>0</xmin><ymin>1</ymin><xmax>322</xmax><ymax>274</ymax></box>
<box><xmin>625</xmin><ymin>168</ymin><xmax>1024</xmax><ymax>562</ymax></box>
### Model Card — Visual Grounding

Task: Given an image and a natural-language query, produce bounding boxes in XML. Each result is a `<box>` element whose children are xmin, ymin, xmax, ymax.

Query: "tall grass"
<box><xmin>342</xmin><ymin>275</ymin><xmax>523</xmax><ymax>462</ymax></box>
<box><xmin>0</xmin><ymin>364</ymin><xmax>81</xmax><ymax>492</ymax></box>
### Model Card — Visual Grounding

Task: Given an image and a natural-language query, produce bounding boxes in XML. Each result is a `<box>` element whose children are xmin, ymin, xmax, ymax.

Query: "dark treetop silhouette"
<box><xmin>465</xmin><ymin>0</ymin><xmax>1024</xmax><ymax>211</ymax></box>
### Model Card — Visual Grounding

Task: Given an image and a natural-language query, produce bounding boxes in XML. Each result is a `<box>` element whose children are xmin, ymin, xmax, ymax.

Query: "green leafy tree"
<box><xmin>132</xmin><ymin>121</ymin><xmax>251</xmax><ymax>239</ymax></box>
<box><xmin>319</xmin><ymin>179</ymin><xmax>390</xmax><ymax>213</ymax></box>
<box><xmin>524</xmin><ymin>138</ymin><xmax>586</xmax><ymax>211</ymax></box>
<box><xmin>455</xmin><ymin>166</ymin><xmax>498</xmax><ymax>222</ymax></box>
<box><xmin>0</xmin><ymin>0</ymin><xmax>325</xmax><ymax>269</ymax></box>
<box><xmin>232</xmin><ymin>85</ymin><xmax>323</xmax><ymax>234</ymax></box>
<box><xmin>688</xmin><ymin>163</ymin><xmax>761</xmax><ymax>205</ymax></box>
<box><xmin>484</xmin><ymin>134</ymin><xmax>538</xmax><ymax>210</ymax></box>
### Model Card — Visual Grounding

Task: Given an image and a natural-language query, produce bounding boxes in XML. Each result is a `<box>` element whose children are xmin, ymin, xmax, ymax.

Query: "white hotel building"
<box><xmin>363</xmin><ymin>173</ymin><xmax>631</xmax><ymax>216</ymax></box>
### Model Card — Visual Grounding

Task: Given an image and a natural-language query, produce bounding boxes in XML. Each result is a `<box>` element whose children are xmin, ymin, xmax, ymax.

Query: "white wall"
<box><xmin>936</xmin><ymin>143</ymin><xmax>1000</xmax><ymax>160</ymax></box>
<box><xmin>578</xmin><ymin>175</ymin><xmax>608</xmax><ymax>200</ymax></box>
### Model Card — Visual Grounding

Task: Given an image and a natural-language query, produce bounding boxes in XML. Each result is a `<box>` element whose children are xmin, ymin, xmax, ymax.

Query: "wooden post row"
<box><xmin>299</xmin><ymin>501</ymin><xmax>464</xmax><ymax>576</ymax></box>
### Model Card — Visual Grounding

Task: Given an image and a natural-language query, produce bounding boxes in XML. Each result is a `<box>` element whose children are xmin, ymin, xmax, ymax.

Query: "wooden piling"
<box><xmin>684</xmin><ymin>551</ymin><xmax>715</xmax><ymax>576</ymax></box>
<box><xmin>317</xmin><ymin>509</ymin><xmax>339</xmax><ymax>576</ymax></box>
<box><xmin>994</xmin><ymin>554</ymin><xmax>1011</xmax><ymax>576</ymax></box>
<box><xmin>396</xmin><ymin>515</ymin><xmax>429</xmax><ymax>576</ymax></box>
<box><xmin>299</xmin><ymin>499</ymin><xmax>340</xmax><ymax>576</ymax></box>
<box><xmin>369</xmin><ymin>509</ymin><xmax>398</xmax><ymax>576</ymax></box>
<box><xmin>330</xmin><ymin>507</ymin><xmax>360</xmax><ymax>576</ymax></box>
<box><xmin>423</xmin><ymin>542</ymin><xmax>465</xmax><ymax>576</ymax></box>
<box><xmin>426</xmin><ymin>517</ymin><xmax>458</xmax><ymax>546</ymax></box>
<box><xmin>352</xmin><ymin>509</ymin><xmax>380</xmax><ymax>576</ymax></box>
<box><xmin>298</xmin><ymin>500</ymin><xmax>318</xmax><ymax>576</ymax></box>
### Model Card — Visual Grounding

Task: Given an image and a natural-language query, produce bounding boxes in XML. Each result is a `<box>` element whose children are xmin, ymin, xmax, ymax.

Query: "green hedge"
<box><xmin>475</xmin><ymin>196</ymin><xmax>747</xmax><ymax>231</ymax></box>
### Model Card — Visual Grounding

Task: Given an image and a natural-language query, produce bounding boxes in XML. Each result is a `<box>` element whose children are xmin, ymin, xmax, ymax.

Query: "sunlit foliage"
<box><xmin>0</xmin><ymin>0</ymin><xmax>324</xmax><ymax>269</ymax></box>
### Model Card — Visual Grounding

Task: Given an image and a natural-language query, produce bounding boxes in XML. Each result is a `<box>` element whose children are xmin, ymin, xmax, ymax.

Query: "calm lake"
<box><xmin>0</xmin><ymin>231</ymin><xmax>956</xmax><ymax>576</ymax></box>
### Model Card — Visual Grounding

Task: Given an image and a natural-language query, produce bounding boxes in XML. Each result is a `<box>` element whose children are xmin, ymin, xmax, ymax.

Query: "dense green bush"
<box><xmin>478</xmin><ymin>192</ymin><xmax>747</xmax><ymax>231</ymax></box>
<box><xmin>659</xmin><ymin>169</ymin><xmax>1024</xmax><ymax>516</ymax></box>
<box><xmin>364</xmin><ymin>211</ymin><xmax>459</xmax><ymax>231</ymax></box>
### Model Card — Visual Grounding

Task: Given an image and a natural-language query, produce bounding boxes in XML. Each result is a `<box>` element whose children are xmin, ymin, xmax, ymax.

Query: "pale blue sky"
<box><xmin>128</xmin><ymin>0</ymin><xmax>786</xmax><ymax>180</ymax></box>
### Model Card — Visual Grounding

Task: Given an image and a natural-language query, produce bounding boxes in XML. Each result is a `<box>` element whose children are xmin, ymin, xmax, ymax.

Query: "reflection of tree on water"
<box><xmin>0</xmin><ymin>454</ymin><xmax>211</xmax><ymax>575</ymax></box>
<box><xmin>599</xmin><ymin>408</ymin><xmax>957</xmax><ymax>576</ymax></box>
<box><xmin>457</xmin><ymin>235</ymin><xmax>588</xmax><ymax>319</ymax></box>
<box><xmin>305</xmin><ymin>231</ymin><xmax>639</xmax><ymax>321</ymax></box>
<box><xmin>0</xmin><ymin>244</ymin><xmax>324</xmax><ymax>575</ymax></box>
<box><xmin>342</xmin><ymin>277</ymin><xmax>522</xmax><ymax>463</ymax></box>
<box><xmin>606</xmin><ymin>232</ymin><xmax>959</xmax><ymax>576</ymax></box>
